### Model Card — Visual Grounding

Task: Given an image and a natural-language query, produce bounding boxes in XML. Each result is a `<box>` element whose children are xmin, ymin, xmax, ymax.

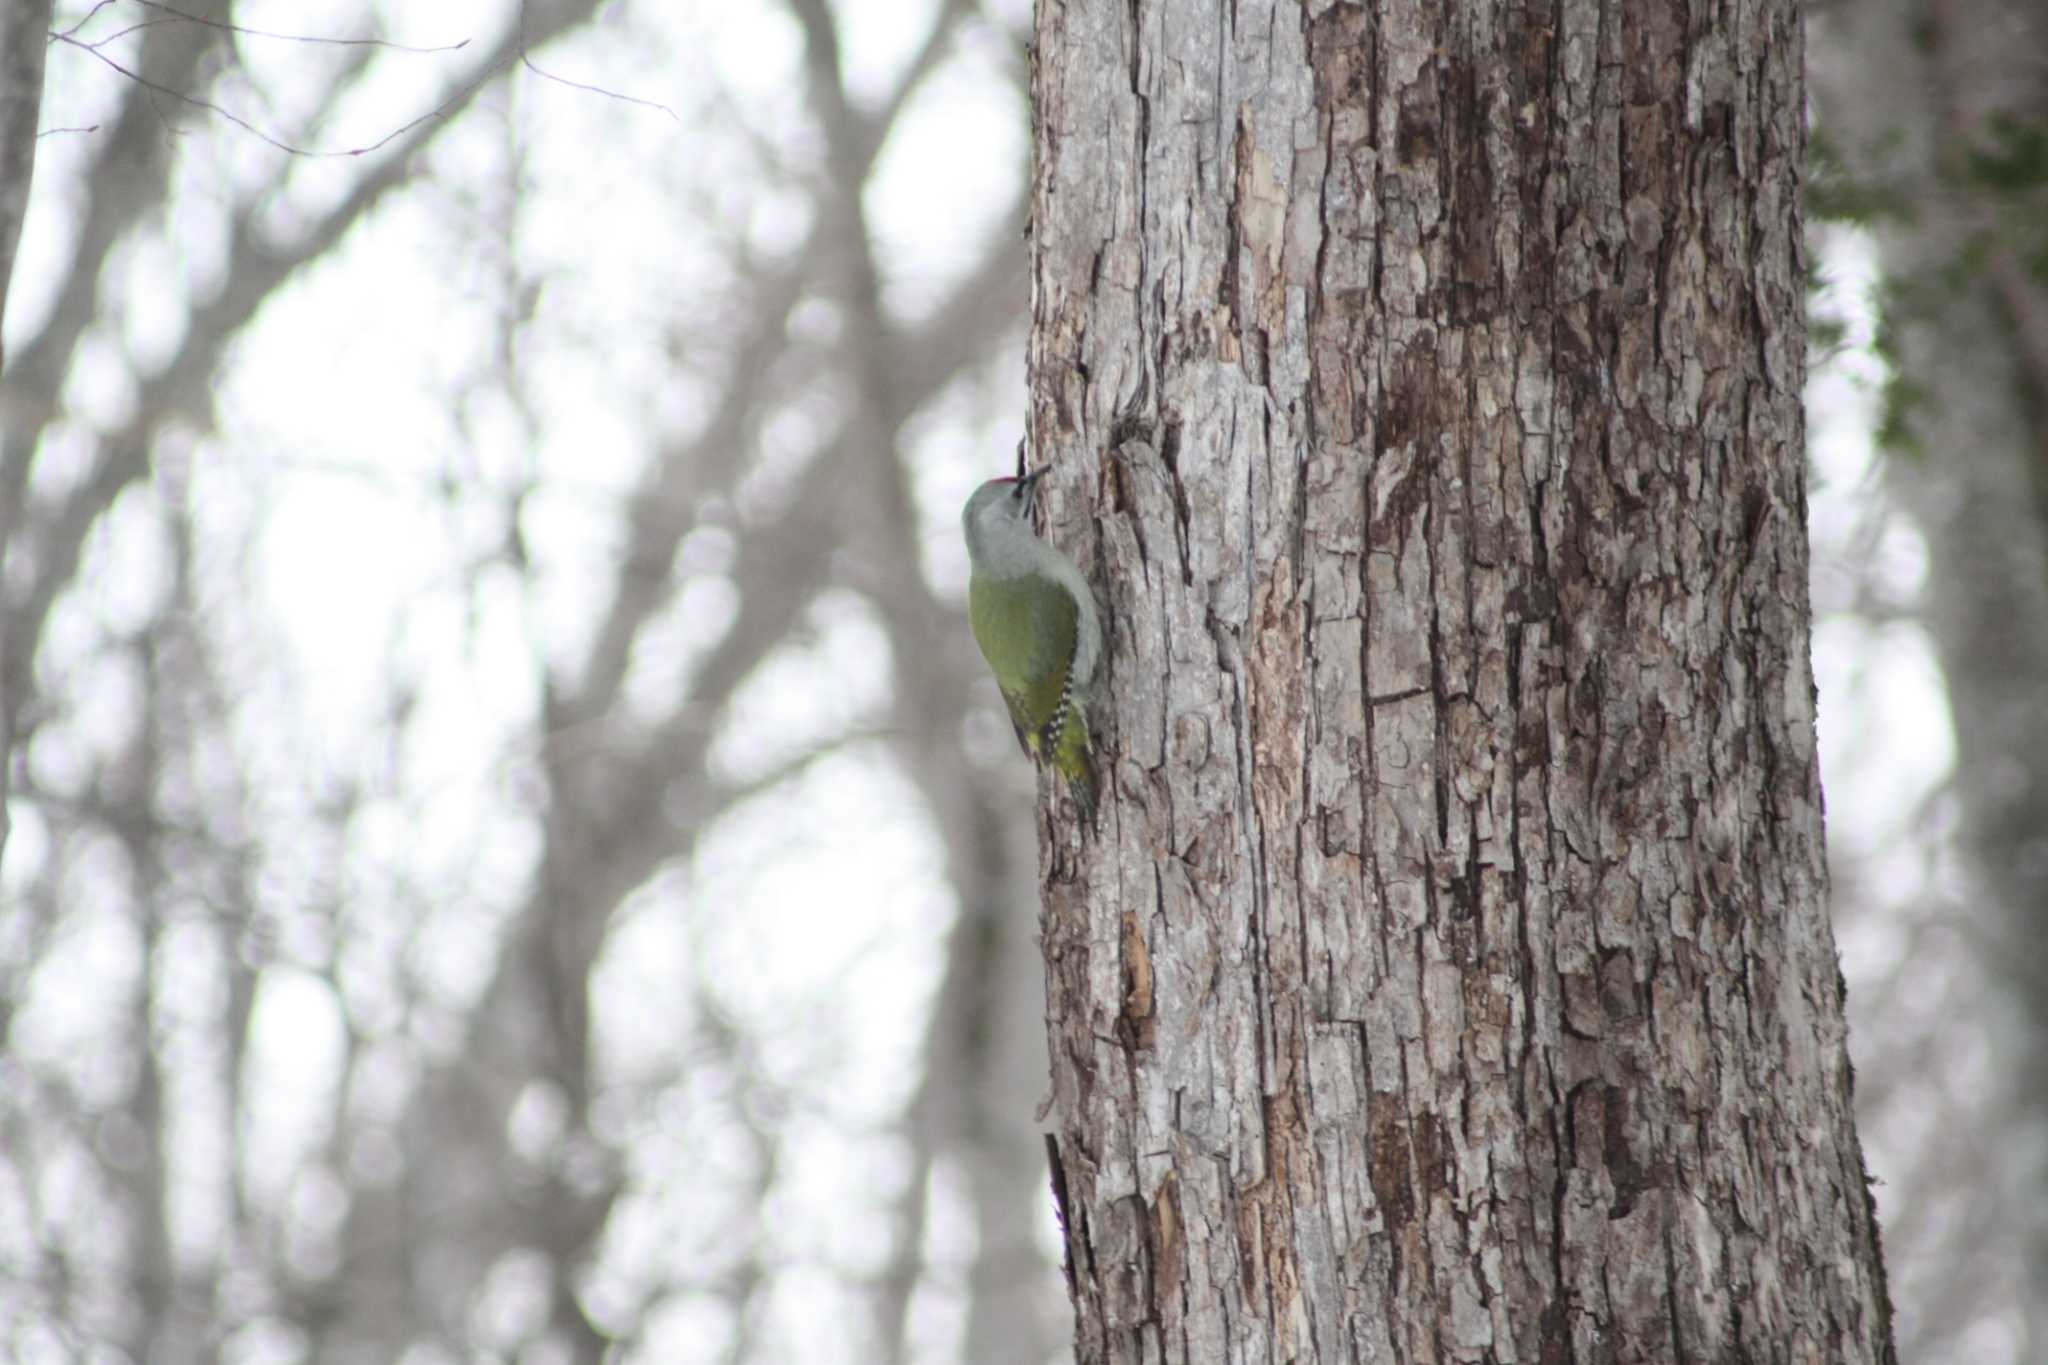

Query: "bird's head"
<box><xmin>963</xmin><ymin>468</ymin><xmax>1045</xmax><ymax>536</ymax></box>
<box><xmin>961</xmin><ymin>469</ymin><xmax>1049</xmax><ymax>571</ymax></box>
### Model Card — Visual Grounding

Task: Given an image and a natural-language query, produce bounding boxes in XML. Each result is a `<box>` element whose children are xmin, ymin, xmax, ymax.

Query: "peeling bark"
<box><xmin>1028</xmin><ymin>2</ymin><xmax>1895</xmax><ymax>1360</ymax></box>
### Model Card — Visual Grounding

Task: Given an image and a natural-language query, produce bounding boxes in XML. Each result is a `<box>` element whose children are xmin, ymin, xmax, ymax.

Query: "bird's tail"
<box><xmin>1053</xmin><ymin>709</ymin><xmax>1097</xmax><ymax>821</ymax></box>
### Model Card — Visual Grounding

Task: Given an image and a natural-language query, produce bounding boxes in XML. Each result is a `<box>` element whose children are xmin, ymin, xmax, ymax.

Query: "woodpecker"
<box><xmin>962</xmin><ymin>468</ymin><xmax>1103</xmax><ymax>818</ymax></box>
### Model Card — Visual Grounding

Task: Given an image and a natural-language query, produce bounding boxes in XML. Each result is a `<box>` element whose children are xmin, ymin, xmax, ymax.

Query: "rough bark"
<box><xmin>1812</xmin><ymin>3</ymin><xmax>2048</xmax><ymax>1356</ymax></box>
<box><xmin>1028</xmin><ymin>2</ymin><xmax>1896</xmax><ymax>1361</ymax></box>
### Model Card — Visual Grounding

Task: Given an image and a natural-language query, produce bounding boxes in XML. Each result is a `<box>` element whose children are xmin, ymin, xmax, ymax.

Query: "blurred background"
<box><xmin>0</xmin><ymin>1</ymin><xmax>2040</xmax><ymax>1362</ymax></box>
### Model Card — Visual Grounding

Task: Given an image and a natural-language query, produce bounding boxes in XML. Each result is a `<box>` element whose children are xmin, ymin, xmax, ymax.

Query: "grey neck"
<box><xmin>966</xmin><ymin>510</ymin><xmax>1042</xmax><ymax>579</ymax></box>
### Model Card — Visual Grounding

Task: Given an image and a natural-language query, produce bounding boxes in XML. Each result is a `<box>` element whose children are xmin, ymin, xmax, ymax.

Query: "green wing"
<box><xmin>968</xmin><ymin>571</ymin><xmax>1078</xmax><ymax>754</ymax></box>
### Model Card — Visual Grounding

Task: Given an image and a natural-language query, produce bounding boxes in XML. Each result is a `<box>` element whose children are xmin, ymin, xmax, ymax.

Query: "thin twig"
<box><xmin>49</xmin><ymin>1</ymin><xmax>680</xmax><ymax>157</ymax></box>
<box><xmin>50</xmin><ymin>31</ymin><xmax>502</xmax><ymax>157</ymax></box>
<box><xmin>133</xmin><ymin>0</ymin><xmax>469</xmax><ymax>53</ymax></box>
<box><xmin>50</xmin><ymin>0</ymin><xmax>118</xmax><ymax>42</ymax></box>
<box><xmin>517</xmin><ymin>50</ymin><xmax>679</xmax><ymax>122</ymax></box>
<box><xmin>55</xmin><ymin>0</ymin><xmax>469</xmax><ymax>53</ymax></box>
<box><xmin>514</xmin><ymin>0</ymin><xmax>678</xmax><ymax>123</ymax></box>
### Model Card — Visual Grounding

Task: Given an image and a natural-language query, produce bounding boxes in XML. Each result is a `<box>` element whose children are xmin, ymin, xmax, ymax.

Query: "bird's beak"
<box><xmin>1017</xmin><ymin>468</ymin><xmax>1048</xmax><ymax>496</ymax></box>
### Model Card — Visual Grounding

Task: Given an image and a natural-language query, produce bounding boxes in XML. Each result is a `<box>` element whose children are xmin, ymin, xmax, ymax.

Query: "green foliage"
<box><xmin>1810</xmin><ymin>310</ymin><xmax>1850</xmax><ymax>360</ymax></box>
<box><xmin>1807</xmin><ymin>109</ymin><xmax>2048</xmax><ymax>467</ymax></box>
<box><xmin>1962</xmin><ymin>114</ymin><xmax>2048</xmax><ymax>195</ymax></box>
<box><xmin>1869</xmin><ymin>292</ymin><xmax>1924</xmax><ymax>458</ymax></box>
<box><xmin>1807</xmin><ymin>128</ymin><xmax>1915</xmax><ymax>227</ymax></box>
<box><xmin>1954</xmin><ymin>115</ymin><xmax>2048</xmax><ymax>284</ymax></box>
<box><xmin>1873</xmin><ymin>372</ymin><xmax>1928</xmax><ymax>456</ymax></box>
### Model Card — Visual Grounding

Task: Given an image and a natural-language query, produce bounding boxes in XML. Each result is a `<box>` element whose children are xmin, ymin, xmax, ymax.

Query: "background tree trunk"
<box><xmin>1028</xmin><ymin>1</ymin><xmax>1897</xmax><ymax>1359</ymax></box>
<box><xmin>1812</xmin><ymin>4</ymin><xmax>2048</xmax><ymax>1357</ymax></box>
<box><xmin>0</xmin><ymin>0</ymin><xmax>56</xmax><ymax>863</ymax></box>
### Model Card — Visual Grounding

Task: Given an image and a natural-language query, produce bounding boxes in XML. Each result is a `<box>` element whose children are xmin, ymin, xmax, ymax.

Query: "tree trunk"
<box><xmin>0</xmin><ymin>0</ymin><xmax>56</xmax><ymax>866</ymax></box>
<box><xmin>1027</xmin><ymin>2</ymin><xmax>1897</xmax><ymax>1360</ymax></box>
<box><xmin>0</xmin><ymin>0</ymin><xmax>51</xmax><ymax>377</ymax></box>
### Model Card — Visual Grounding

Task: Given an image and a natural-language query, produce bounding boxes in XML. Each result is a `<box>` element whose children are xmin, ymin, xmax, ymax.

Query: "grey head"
<box><xmin>962</xmin><ymin>469</ymin><xmax>1046</xmax><ymax>577</ymax></box>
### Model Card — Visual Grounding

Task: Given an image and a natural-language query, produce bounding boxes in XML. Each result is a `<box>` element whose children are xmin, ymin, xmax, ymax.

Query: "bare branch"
<box><xmin>51</xmin><ymin>30</ymin><xmax>501</xmax><ymax>158</ymax></box>
<box><xmin>46</xmin><ymin>0</ymin><xmax>679</xmax><ymax>161</ymax></box>
<box><xmin>871</xmin><ymin>0</ymin><xmax>979</xmax><ymax>142</ymax></box>
<box><xmin>121</xmin><ymin>0</ymin><xmax>471</xmax><ymax>53</ymax></box>
<box><xmin>50</xmin><ymin>0</ymin><xmax>117</xmax><ymax>42</ymax></box>
<box><xmin>3</xmin><ymin>0</ymin><xmax>610</xmax><ymax>897</ymax></box>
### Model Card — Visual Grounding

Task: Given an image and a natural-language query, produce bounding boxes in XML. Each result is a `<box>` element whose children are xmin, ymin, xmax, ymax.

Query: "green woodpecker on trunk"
<box><xmin>963</xmin><ymin>469</ymin><xmax>1102</xmax><ymax>818</ymax></box>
